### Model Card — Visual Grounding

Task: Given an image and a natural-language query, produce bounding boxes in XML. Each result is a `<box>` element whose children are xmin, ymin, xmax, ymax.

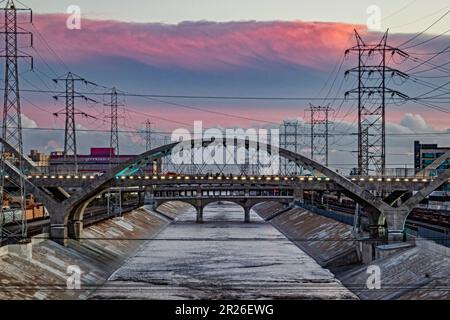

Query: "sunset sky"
<box><xmin>1</xmin><ymin>0</ymin><xmax>449</xmax><ymax>171</ymax></box>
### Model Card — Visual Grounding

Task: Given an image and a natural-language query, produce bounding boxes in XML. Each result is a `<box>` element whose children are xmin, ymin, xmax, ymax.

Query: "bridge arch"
<box><xmin>49</xmin><ymin>138</ymin><xmax>450</xmax><ymax>244</ymax></box>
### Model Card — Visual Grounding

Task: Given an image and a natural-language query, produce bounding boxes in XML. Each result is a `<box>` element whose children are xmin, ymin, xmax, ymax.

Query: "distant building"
<box><xmin>414</xmin><ymin>141</ymin><xmax>450</xmax><ymax>195</ymax></box>
<box><xmin>28</xmin><ymin>149</ymin><xmax>50</xmax><ymax>173</ymax></box>
<box><xmin>414</xmin><ymin>141</ymin><xmax>450</xmax><ymax>173</ymax></box>
<box><xmin>48</xmin><ymin>147</ymin><xmax>161</xmax><ymax>175</ymax></box>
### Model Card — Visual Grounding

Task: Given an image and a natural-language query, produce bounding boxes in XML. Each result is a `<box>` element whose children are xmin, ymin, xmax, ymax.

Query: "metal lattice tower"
<box><xmin>53</xmin><ymin>73</ymin><xmax>96</xmax><ymax>174</ymax></box>
<box><xmin>145</xmin><ymin>119</ymin><xmax>152</xmax><ymax>151</ymax></box>
<box><xmin>345</xmin><ymin>30</ymin><xmax>408</xmax><ymax>176</ymax></box>
<box><xmin>105</xmin><ymin>87</ymin><xmax>123</xmax><ymax>162</ymax></box>
<box><xmin>308</xmin><ymin>105</ymin><xmax>333</xmax><ymax>167</ymax></box>
<box><xmin>279</xmin><ymin>120</ymin><xmax>302</xmax><ymax>175</ymax></box>
<box><xmin>0</xmin><ymin>0</ymin><xmax>33</xmax><ymax>242</ymax></box>
<box><xmin>110</xmin><ymin>88</ymin><xmax>119</xmax><ymax>157</ymax></box>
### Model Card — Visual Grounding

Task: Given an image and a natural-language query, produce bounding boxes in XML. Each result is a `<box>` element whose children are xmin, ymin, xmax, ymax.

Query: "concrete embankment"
<box><xmin>253</xmin><ymin>202</ymin><xmax>450</xmax><ymax>300</ymax></box>
<box><xmin>254</xmin><ymin>202</ymin><xmax>359</xmax><ymax>271</ymax></box>
<box><xmin>0</xmin><ymin>202</ymin><xmax>190</xmax><ymax>299</ymax></box>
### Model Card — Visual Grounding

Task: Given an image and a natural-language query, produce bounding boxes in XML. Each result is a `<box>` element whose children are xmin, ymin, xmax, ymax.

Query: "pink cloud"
<box><xmin>33</xmin><ymin>14</ymin><xmax>363</xmax><ymax>71</ymax></box>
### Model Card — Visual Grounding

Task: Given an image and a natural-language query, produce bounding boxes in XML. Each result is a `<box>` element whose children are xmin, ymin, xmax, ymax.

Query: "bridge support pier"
<box><xmin>292</xmin><ymin>187</ymin><xmax>304</xmax><ymax>206</ymax></box>
<box><xmin>49</xmin><ymin>224</ymin><xmax>68</xmax><ymax>246</ymax></box>
<box><xmin>138</xmin><ymin>191</ymin><xmax>145</xmax><ymax>207</ymax></box>
<box><xmin>244</xmin><ymin>207</ymin><xmax>251</xmax><ymax>223</ymax></box>
<box><xmin>69</xmin><ymin>220</ymin><xmax>83</xmax><ymax>240</ymax></box>
<box><xmin>196</xmin><ymin>206</ymin><xmax>203</xmax><ymax>223</ymax></box>
<box><xmin>384</xmin><ymin>207</ymin><xmax>409</xmax><ymax>243</ymax></box>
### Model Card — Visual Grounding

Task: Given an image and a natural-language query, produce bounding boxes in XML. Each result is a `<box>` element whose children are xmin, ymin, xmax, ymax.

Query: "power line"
<box><xmin>397</xmin><ymin>10</ymin><xmax>450</xmax><ymax>48</ymax></box>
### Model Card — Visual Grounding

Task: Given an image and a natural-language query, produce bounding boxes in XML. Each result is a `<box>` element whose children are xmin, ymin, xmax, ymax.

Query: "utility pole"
<box><xmin>307</xmin><ymin>104</ymin><xmax>333</xmax><ymax>166</ymax></box>
<box><xmin>345</xmin><ymin>30</ymin><xmax>408</xmax><ymax>176</ymax></box>
<box><xmin>53</xmin><ymin>72</ymin><xmax>96</xmax><ymax>174</ymax></box>
<box><xmin>0</xmin><ymin>0</ymin><xmax>33</xmax><ymax>242</ymax></box>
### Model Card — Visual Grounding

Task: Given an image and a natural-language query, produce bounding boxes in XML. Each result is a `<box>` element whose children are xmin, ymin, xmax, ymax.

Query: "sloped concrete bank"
<box><xmin>254</xmin><ymin>202</ymin><xmax>359</xmax><ymax>271</ymax></box>
<box><xmin>0</xmin><ymin>202</ymin><xmax>190</xmax><ymax>299</ymax></box>
<box><xmin>253</xmin><ymin>202</ymin><xmax>450</xmax><ymax>300</ymax></box>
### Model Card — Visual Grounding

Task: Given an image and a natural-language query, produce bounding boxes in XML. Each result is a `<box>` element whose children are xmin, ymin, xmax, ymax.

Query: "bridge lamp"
<box><xmin>90</xmin><ymin>176</ymin><xmax>95</xmax><ymax>179</ymax></box>
<box><xmin>377</xmin><ymin>178</ymin><xmax>382</xmax><ymax>181</ymax></box>
<box><xmin>145</xmin><ymin>176</ymin><xmax>149</xmax><ymax>179</ymax></box>
<box><xmin>121</xmin><ymin>176</ymin><xmax>126</xmax><ymax>180</ymax></box>
<box><xmin>185</xmin><ymin>176</ymin><xmax>189</xmax><ymax>180</ymax></box>
<box><xmin>284</xmin><ymin>177</ymin><xmax>289</xmax><ymax>181</ymax></box>
<box><xmin>422</xmin><ymin>179</ymin><xmax>427</xmax><ymax>182</ymax></box>
<box><xmin>233</xmin><ymin>176</ymin><xmax>238</xmax><ymax>180</ymax></box>
<box><xmin>43</xmin><ymin>176</ymin><xmax>48</xmax><ymax>179</ymax></box>
<box><xmin>58</xmin><ymin>175</ymin><xmax>64</xmax><ymax>179</ymax></box>
<box><xmin>249</xmin><ymin>176</ymin><xmax>255</xmax><ymax>181</ymax></box>
<box><xmin>351</xmin><ymin>178</ymin><xmax>356</xmax><ymax>181</ymax></box>
<box><xmin>35</xmin><ymin>176</ymin><xmax>40</xmax><ymax>179</ymax></box>
<box><xmin>217</xmin><ymin>176</ymin><xmax>222</xmax><ymax>180</ymax></box>
<box><xmin>152</xmin><ymin>176</ymin><xmax>158</xmax><ymax>179</ymax></box>
<box><xmin>299</xmin><ymin>177</ymin><xmax>305</xmax><ymax>181</ymax></box>
<box><xmin>81</xmin><ymin>176</ymin><xmax>87</xmax><ymax>179</ymax></box>
<box><xmin>161</xmin><ymin>176</ymin><xmax>166</xmax><ymax>180</ymax></box>
<box><xmin>241</xmin><ymin>176</ymin><xmax>247</xmax><ymax>180</ymax></box>
<box><xmin>359</xmin><ymin>178</ymin><xmax>364</xmax><ymax>181</ymax></box>
<box><xmin>404</xmin><ymin>178</ymin><xmax>409</xmax><ymax>182</ymax></box>
<box><xmin>368</xmin><ymin>178</ymin><xmax>374</xmax><ymax>181</ymax></box>
<box><xmin>266</xmin><ymin>177</ymin><xmax>271</xmax><ymax>181</ymax></box>
<box><xmin>274</xmin><ymin>177</ymin><xmax>280</xmax><ymax>181</ymax></box>
<box><xmin>74</xmin><ymin>175</ymin><xmax>79</xmax><ymax>179</ymax></box>
<box><xmin>4</xmin><ymin>175</ymin><xmax>9</xmax><ymax>179</ymax></box>
<box><xmin>28</xmin><ymin>175</ymin><xmax>32</xmax><ymax>179</ymax></box>
<box><xmin>208</xmin><ymin>176</ymin><xmax>213</xmax><ymax>180</ymax></box>
<box><xmin>308</xmin><ymin>177</ymin><xmax>314</xmax><ymax>181</ymax></box>
<box><xmin>317</xmin><ymin>177</ymin><xmax>322</xmax><ymax>181</ymax></box>
<box><xmin>129</xmin><ymin>176</ymin><xmax>134</xmax><ymax>179</ymax></box>
<box><xmin>395</xmin><ymin>178</ymin><xmax>400</xmax><ymax>182</ymax></box>
<box><xmin>386</xmin><ymin>178</ymin><xmax>392</xmax><ymax>182</ymax></box>
<box><xmin>225</xmin><ymin>176</ymin><xmax>230</xmax><ymax>180</ymax></box>
<box><xmin>257</xmin><ymin>177</ymin><xmax>262</xmax><ymax>180</ymax></box>
<box><xmin>325</xmin><ymin>177</ymin><xmax>330</xmax><ymax>181</ymax></box>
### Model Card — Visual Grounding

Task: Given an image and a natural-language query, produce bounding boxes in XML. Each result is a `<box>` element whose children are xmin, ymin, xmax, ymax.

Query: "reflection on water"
<box><xmin>93</xmin><ymin>202</ymin><xmax>356</xmax><ymax>299</ymax></box>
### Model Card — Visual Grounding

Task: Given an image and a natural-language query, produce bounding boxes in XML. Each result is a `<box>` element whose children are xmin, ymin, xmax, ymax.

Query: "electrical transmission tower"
<box><xmin>345</xmin><ymin>30</ymin><xmax>408</xmax><ymax>176</ymax></box>
<box><xmin>53</xmin><ymin>72</ymin><xmax>96</xmax><ymax>174</ymax></box>
<box><xmin>279</xmin><ymin>120</ymin><xmax>302</xmax><ymax>175</ymax></box>
<box><xmin>307</xmin><ymin>104</ymin><xmax>333</xmax><ymax>167</ymax></box>
<box><xmin>0</xmin><ymin>0</ymin><xmax>33</xmax><ymax>242</ymax></box>
<box><xmin>105</xmin><ymin>89</ymin><xmax>123</xmax><ymax>217</ymax></box>
<box><xmin>105</xmin><ymin>88</ymin><xmax>123</xmax><ymax>161</ymax></box>
<box><xmin>145</xmin><ymin>119</ymin><xmax>152</xmax><ymax>151</ymax></box>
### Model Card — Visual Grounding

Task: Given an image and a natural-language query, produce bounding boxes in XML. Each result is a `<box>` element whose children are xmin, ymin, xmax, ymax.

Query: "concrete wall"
<box><xmin>0</xmin><ymin>202</ymin><xmax>187</xmax><ymax>300</ymax></box>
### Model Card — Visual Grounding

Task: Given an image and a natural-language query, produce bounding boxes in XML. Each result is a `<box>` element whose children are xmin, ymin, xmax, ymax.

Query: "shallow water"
<box><xmin>92</xmin><ymin>202</ymin><xmax>356</xmax><ymax>299</ymax></box>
